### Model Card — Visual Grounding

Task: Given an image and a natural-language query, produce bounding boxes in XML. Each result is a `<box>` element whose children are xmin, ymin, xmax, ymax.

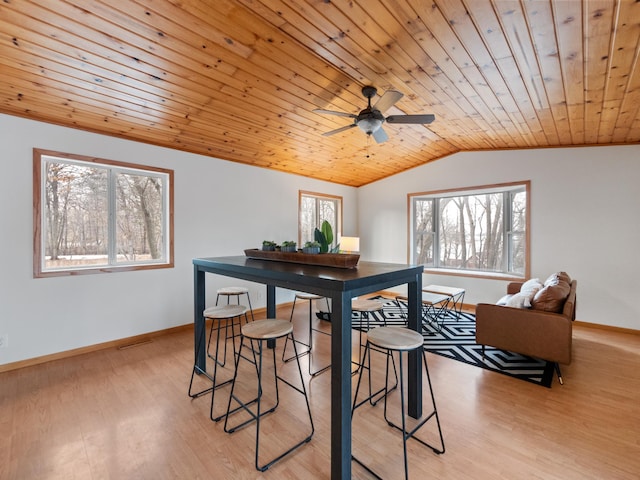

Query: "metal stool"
<box><xmin>188</xmin><ymin>305</ymin><xmax>249</xmax><ymax>420</ymax></box>
<box><xmin>208</xmin><ymin>287</ymin><xmax>254</xmax><ymax>364</ymax></box>
<box><xmin>282</xmin><ymin>292</ymin><xmax>332</xmax><ymax>377</ymax></box>
<box><xmin>352</xmin><ymin>298</ymin><xmax>387</xmax><ymax>371</ymax></box>
<box><xmin>223</xmin><ymin>319</ymin><xmax>315</xmax><ymax>472</ymax></box>
<box><xmin>205</xmin><ymin>303</ymin><xmax>249</xmax><ymax>368</ymax></box>
<box><xmin>352</xmin><ymin>298</ymin><xmax>397</xmax><ymax>405</ymax></box>
<box><xmin>216</xmin><ymin>286</ymin><xmax>255</xmax><ymax>321</ymax></box>
<box><xmin>352</xmin><ymin>326</ymin><xmax>445</xmax><ymax>479</ymax></box>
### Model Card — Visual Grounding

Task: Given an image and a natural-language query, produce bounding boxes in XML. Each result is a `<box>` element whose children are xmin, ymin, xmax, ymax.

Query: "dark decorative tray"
<box><xmin>244</xmin><ymin>249</ymin><xmax>359</xmax><ymax>269</ymax></box>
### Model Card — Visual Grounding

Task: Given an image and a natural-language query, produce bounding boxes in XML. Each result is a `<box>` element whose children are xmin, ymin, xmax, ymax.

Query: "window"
<box><xmin>409</xmin><ymin>181</ymin><xmax>529</xmax><ymax>278</ymax></box>
<box><xmin>298</xmin><ymin>191</ymin><xmax>342</xmax><ymax>248</ymax></box>
<box><xmin>33</xmin><ymin>149</ymin><xmax>174</xmax><ymax>277</ymax></box>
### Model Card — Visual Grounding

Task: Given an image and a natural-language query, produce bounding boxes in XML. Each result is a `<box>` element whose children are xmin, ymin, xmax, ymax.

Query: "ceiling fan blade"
<box><xmin>386</xmin><ymin>114</ymin><xmax>436</xmax><ymax>124</ymax></box>
<box><xmin>373</xmin><ymin>90</ymin><xmax>403</xmax><ymax>113</ymax></box>
<box><xmin>313</xmin><ymin>108</ymin><xmax>357</xmax><ymax>119</ymax></box>
<box><xmin>371</xmin><ymin>127</ymin><xmax>389</xmax><ymax>143</ymax></box>
<box><xmin>322</xmin><ymin>124</ymin><xmax>357</xmax><ymax>137</ymax></box>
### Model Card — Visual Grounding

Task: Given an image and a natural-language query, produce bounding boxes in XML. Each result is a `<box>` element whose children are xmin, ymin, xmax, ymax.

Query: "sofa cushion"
<box><xmin>519</xmin><ymin>278</ymin><xmax>543</xmax><ymax>307</ymax></box>
<box><xmin>532</xmin><ymin>274</ymin><xmax>571</xmax><ymax>312</ymax></box>
<box><xmin>544</xmin><ymin>271</ymin><xmax>571</xmax><ymax>287</ymax></box>
<box><xmin>505</xmin><ymin>292</ymin><xmax>531</xmax><ymax>308</ymax></box>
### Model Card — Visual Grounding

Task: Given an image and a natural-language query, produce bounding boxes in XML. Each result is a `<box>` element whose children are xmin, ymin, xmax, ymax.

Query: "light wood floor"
<box><xmin>1</xmin><ymin>300</ymin><xmax>639</xmax><ymax>479</ymax></box>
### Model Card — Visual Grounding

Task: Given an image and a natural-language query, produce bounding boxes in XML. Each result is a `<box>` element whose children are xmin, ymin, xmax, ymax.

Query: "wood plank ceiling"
<box><xmin>1</xmin><ymin>0</ymin><xmax>639</xmax><ymax>187</ymax></box>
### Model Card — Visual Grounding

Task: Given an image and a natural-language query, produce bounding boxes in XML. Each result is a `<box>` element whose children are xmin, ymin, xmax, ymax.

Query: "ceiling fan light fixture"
<box><xmin>357</xmin><ymin>117</ymin><xmax>383</xmax><ymax>135</ymax></box>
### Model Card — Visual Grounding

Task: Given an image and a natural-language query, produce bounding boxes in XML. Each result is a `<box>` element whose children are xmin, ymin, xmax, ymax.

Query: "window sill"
<box><xmin>34</xmin><ymin>262</ymin><xmax>174</xmax><ymax>278</ymax></box>
<box><xmin>422</xmin><ymin>268</ymin><xmax>525</xmax><ymax>282</ymax></box>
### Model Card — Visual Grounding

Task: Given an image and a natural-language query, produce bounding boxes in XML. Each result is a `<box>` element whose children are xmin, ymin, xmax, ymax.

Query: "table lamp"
<box><xmin>340</xmin><ymin>236</ymin><xmax>360</xmax><ymax>254</ymax></box>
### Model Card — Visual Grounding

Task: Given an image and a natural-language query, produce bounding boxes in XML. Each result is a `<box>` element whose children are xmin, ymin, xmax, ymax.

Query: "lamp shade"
<box><xmin>340</xmin><ymin>236</ymin><xmax>360</xmax><ymax>253</ymax></box>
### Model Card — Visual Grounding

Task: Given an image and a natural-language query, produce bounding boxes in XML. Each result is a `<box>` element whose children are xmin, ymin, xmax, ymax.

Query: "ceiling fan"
<box><xmin>313</xmin><ymin>86</ymin><xmax>435</xmax><ymax>143</ymax></box>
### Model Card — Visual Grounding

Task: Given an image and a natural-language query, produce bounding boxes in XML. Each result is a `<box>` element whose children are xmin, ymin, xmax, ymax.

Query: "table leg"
<box><xmin>266</xmin><ymin>284</ymin><xmax>276</xmax><ymax>349</ymax></box>
<box><xmin>330</xmin><ymin>292</ymin><xmax>351</xmax><ymax>479</ymax></box>
<box><xmin>194</xmin><ymin>266</ymin><xmax>206</xmax><ymax>371</ymax></box>
<box><xmin>407</xmin><ymin>274</ymin><xmax>423</xmax><ymax>419</ymax></box>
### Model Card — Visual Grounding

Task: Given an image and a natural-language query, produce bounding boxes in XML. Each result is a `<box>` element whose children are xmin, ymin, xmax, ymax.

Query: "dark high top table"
<box><xmin>193</xmin><ymin>256</ymin><xmax>424</xmax><ymax>479</ymax></box>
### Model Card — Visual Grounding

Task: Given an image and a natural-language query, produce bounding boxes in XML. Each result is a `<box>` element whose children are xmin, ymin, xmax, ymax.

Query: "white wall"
<box><xmin>0</xmin><ymin>114</ymin><xmax>357</xmax><ymax>365</ymax></box>
<box><xmin>358</xmin><ymin>145</ymin><xmax>640</xmax><ymax>330</ymax></box>
<box><xmin>2</xmin><ymin>114</ymin><xmax>638</xmax><ymax>367</ymax></box>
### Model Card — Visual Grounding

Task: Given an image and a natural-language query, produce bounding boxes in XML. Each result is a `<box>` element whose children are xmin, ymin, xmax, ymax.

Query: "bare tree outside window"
<box><xmin>439</xmin><ymin>193</ymin><xmax>504</xmax><ymax>271</ymax></box>
<box><xmin>410</xmin><ymin>182</ymin><xmax>529</xmax><ymax>278</ymax></box>
<box><xmin>299</xmin><ymin>191</ymin><xmax>342</xmax><ymax>248</ymax></box>
<box><xmin>116</xmin><ymin>173</ymin><xmax>163</xmax><ymax>262</ymax></box>
<box><xmin>414</xmin><ymin>199</ymin><xmax>434</xmax><ymax>265</ymax></box>
<box><xmin>509</xmin><ymin>190</ymin><xmax>527</xmax><ymax>274</ymax></box>
<box><xmin>34</xmin><ymin>149</ymin><xmax>174</xmax><ymax>277</ymax></box>
<box><xmin>45</xmin><ymin>162</ymin><xmax>108</xmax><ymax>268</ymax></box>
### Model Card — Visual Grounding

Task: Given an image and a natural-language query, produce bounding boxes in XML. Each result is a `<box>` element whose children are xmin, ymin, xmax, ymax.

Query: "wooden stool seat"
<box><xmin>217</xmin><ymin>286</ymin><xmax>249</xmax><ymax>295</ymax></box>
<box><xmin>216</xmin><ymin>286</ymin><xmax>255</xmax><ymax>322</ymax></box>
<box><xmin>204</xmin><ymin>304</ymin><xmax>248</xmax><ymax>319</ymax></box>
<box><xmin>242</xmin><ymin>319</ymin><xmax>292</xmax><ymax>340</ymax></box>
<box><xmin>352</xmin><ymin>298</ymin><xmax>384</xmax><ymax>312</ymax></box>
<box><xmin>366</xmin><ymin>326</ymin><xmax>424</xmax><ymax>351</ymax></box>
<box><xmin>295</xmin><ymin>292</ymin><xmax>324</xmax><ymax>301</ymax></box>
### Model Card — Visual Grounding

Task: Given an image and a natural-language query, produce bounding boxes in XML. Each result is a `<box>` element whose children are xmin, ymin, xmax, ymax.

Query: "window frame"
<box><xmin>33</xmin><ymin>148</ymin><xmax>174</xmax><ymax>278</ymax></box>
<box><xmin>298</xmin><ymin>190</ymin><xmax>343</xmax><ymax>248</ymax></box>
<box><xmin>407</xmin><ymin>181</ymin><xmax>530</xmax><ymax>280</ymax></box>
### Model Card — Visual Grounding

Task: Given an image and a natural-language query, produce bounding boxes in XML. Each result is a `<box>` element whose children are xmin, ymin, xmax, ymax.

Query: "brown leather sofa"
<box><xmin>475</xmin><ymin>274</ymin><xmax>577</xmax><ymax>384</ymax></box>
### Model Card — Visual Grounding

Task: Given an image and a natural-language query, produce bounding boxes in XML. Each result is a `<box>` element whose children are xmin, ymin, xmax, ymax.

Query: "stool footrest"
<box><xmin>386</xmin><ymin>411</ymin><xmax>445</xmax><ymax>454</ymax></box>
<box><xmin>188</xmin><ymin>365</ymin><xmax>215</xmax><ymax>398</ymax></box>
<box><xmin>282</xmin><ymin>337</ymin><xmax>311</xmax><ymax>363</ymax></box>
<box><xmin>352</xmin><ymin>455</ymin><xmax>384</xmax><ymax>480</ymax></box>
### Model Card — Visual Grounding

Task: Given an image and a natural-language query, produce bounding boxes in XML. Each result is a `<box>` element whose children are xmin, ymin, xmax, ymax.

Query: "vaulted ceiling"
<box><xmin>1</xmin><ymin>1</ymin><xmax>639</xmax><ymax>187</ymax></box>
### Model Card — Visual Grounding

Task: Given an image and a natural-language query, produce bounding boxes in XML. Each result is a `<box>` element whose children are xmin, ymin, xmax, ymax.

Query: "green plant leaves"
<box><xmin>321</xmin><ymin>220</ymin><xmax>333</xmax><ymax>245</ymax></box>
<box><xmin>314</xmin><ymin>228</ymin><xmax>328</xmax><ymax>253</ymax></box>
<box><xmin>314</xmin><ymin>221</ymin><xmax>337</xmax><ymax>253</ymax></box>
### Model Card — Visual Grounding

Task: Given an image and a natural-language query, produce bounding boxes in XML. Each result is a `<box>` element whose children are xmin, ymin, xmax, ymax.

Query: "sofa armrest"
<box><xmin>475</xmin><ymin>303</ymin><xmax>573</xmax><ymax>364</ymax></box>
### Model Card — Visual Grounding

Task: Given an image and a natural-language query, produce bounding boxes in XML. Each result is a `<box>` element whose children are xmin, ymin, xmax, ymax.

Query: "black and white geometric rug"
<box><xmin>351</xmin><ymin>297</ymin><xmax>555</xmax><ymax>388</ymax></box>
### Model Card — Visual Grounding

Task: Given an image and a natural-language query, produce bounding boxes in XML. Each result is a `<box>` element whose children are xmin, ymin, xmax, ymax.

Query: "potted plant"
<box><xmin>281</xmin><ymin>240</ymin><xmax>297</xmax><ymax>253</ymax></box>
<box><xmin>302</xmin><ymin>241</ymin><xmax>321</xmax><ymax>254</ymax></box>
<box><xmin>314</xmin><ymin>220</ymin><xmax>340</xmax><ymax>253</ymax></box>
<box><xmin>262</xmin><ymin>240</ymin><xmax>277</xmax><ymax>251</ymax></box>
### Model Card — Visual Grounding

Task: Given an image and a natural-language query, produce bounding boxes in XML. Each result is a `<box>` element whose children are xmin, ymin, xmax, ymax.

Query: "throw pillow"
<box><xmin>505</xmin><ymin>293</ymin><xmax>530</xmax><ymax>308</ymax></box>
<box><xmin>557</xmin><ymin>271</ymin><xmax>572</xmax><ymax>284</ymax></box>
<box><xmin>532</xmin><ymin>280</ymin><xmax>571</xmax><ymax>312</ymax></box>
<box><xmin>496</xmin><ymin>294</ymin><xmax>512</xmax><ymax>306</ymax></box>
<box><xmin>544</xmin><ymin>271</ymin><xmax>571</xmax><ymax>287</ymax></box>
<box><xmin>519</xmin><ymin>278</ymin><xmax>543</xmax><ymax>307</ymax></box>
<box><xmin>520</xmin><ymin>278</ymin><xmax>542</xmax><ymax>292</ymax></box>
